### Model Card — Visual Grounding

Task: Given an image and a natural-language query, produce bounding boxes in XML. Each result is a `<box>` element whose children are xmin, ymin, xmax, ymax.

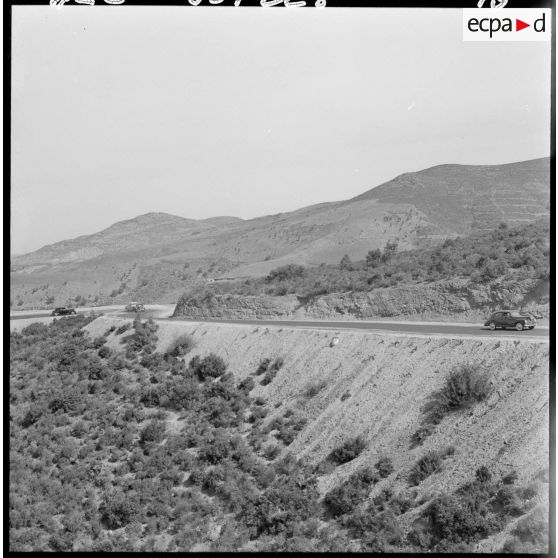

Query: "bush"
<box><xmin>98</xmin><ymin>346</ymin><xmax>111</xmax><ymax>359</ymax></box>
<box><xmin>100</xmin><ymin>493</ymin><xmax>140</xmax><ymax>530</ymax></box>
<box><xmin>302</xmin><ymin>379</ymin><xmax>327</xmax><ymax>398</ymax></box>
<box><xmin>410</xmin><ymin>423</ymin><xmax>436</xmax><ymax>448</ymax></box>
<box><xmin>238</xmin><ymin>377</ymin><xmax>255</xmax><ymax>394</ymax></box>
<box><xmin>414</xmin><ymin>364</ymin><xmax>493</xmax><ymax>447</ymax></box>
<box><xmin>190</xmin><ymin>354</ymin><xmax>227</xmax><ymax>381</ymax></box>
<box><xmin>123</xmin><ymin>317</ymin><xmax>159</xmax><ymax>355</ymax></box>
<box><xmin>502</xmin><ymin>470</ymin><xmax>518</xmax><ymax>485</ymax></box>
<box><xmin>408</xmin><ymin>451</ymin><xmax>445</xmax><ymax>486</ymax></box>
<box><xmin>475</xmin><ymin>465</ymin><xmax>492</xmax><ymax>483</ymax></box>
<box><xmin>424</xmin><ymin>365</ymin><xmax>492</xmax><ymax>421</ymax></box>
<box><xmin>115</xmin><ymin>323</ymin><xmax>131</xmax><ymax>335</ymax></box>
<box><xmin>139</xmin><ymin>420</ymin><xmax>166</xmax><ymax>445</ymax></box>
<box><xmin>266</xmin><ymin>264</ymin><xmax>305</xmax><ymax>282</ymax></box>
<box><xmin>421</xmin><ymin>493</ymin><xmax>504</xmax><ymax>550</ymax></box>
<box><xmin>254</xmin><ymin>358</ymin><xmax>272</xmax><ymax>376</ymax></box>
<box><xmin>48</xmin><ymin>389</ymin><xmax>82</xmax><ymax>414</ymax></box>
<box><xmin>375</xmin><ymin>457</ymin><xmax>394</xmax><ymax>479</ymax></box>
<box><xmin>261</xmin><ymin>368</ymin><xmax>278</xmax><ymax>386</ymax></box>
<box><xmin>21</xmin><ymin>406</ymin><xmax>45</xmax><ymax>428</ymax></box>
<box><xmin>328</xmin><ymin>436</ymin><xmax>367</xmax><ymax>465</ymax></box>
<box><xmin>166</xmin><ymin>335</ymin><xmax>195</xmax><ymax>357</ymax></box>
<box><xmin>259</xmin><ymin>357</ymin><xmax>284</xmax><ymax>386</ymax></box>
<box><xmin>323</xmin><ymin>467</ymin><xmax>378</xmax><ymax>517</ymax></box>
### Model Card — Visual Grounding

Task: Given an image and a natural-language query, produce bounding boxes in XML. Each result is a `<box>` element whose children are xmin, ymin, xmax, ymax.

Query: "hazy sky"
<box><xmin>11</xmin><ymin>6</ymin><xmax>551</xmax><ymax>254</ymax></box>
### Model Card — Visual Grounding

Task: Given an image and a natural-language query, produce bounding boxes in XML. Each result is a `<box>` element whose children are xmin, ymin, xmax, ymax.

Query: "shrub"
<box><xmin>266</xmin><ymin>264</ymin><xmax>305</xmax><ymax>283</ymax></box>
<box><xmin>48</xmin><ymin>389</ymin><xmax>82</xmax><ymax>414</ymax></box>
<box><xmin>190</xmin><ymin>354</ymin><xmax>227</xmax><ymax>381</ymax></box>
<box><xmin>263</xmin><ymin>444</ymin><xmax>282</xmax><ymax>461</ymax></box>
<box><xmin>410</xmin><ymin>423</ymin><xmax>436</xmax><ymax>448</ymax></box>
<box><xmin>492</xmin><ymin>486</ymin><xmax>526</xmax><ymax>517</ymax></box>
<box><xmin>421</xmin><ymin>493</ymin><xmax>504</xmax><ymax>550</ymax></box>
<box><xmin>123</xmin><ymin>317</ymin><xmax>159</xmax><ymax>355</ymax></box>
<box><xmin>115</xmin><ymin>323</ymin><xmax>131</xmax><ymax>335</ymax></box>
<box><xmin>475</xmin><ymin>465</ymin><xmax>492</xmax><ymax>483</ymax></box>
<box><xmin>99</xmin><ymin>493</ymin><xmax>140</xmax><ymax>530</ymax></box>
<box><xmin>272</xmin><ymin>357</ymin><xmax>284</xmax><ymax>371</ymax></box>
<box><xmin>323</xmin><ymin>467</ymin><xmax>378</xmax><ymax>517</ymax></box>
<box><xmin>98</xmin><ymin>346</ymin><xmax>111</xmax><ymax>359</ymax></box>
<box><xmin>346</xmin><ymin>508</ymin><xmax>403</xmax><ymax>550</ymax></box>
<box><xmin>139</xmin><ymin>420</ymin><xmax>166</xmax><ymax>445</ymax></box>
<box><xmin>166</xmin><ymin>334</ymin><xmax>195</xmax><ymax>357</ymax></box>
<box><xmin>254</xmin><ymin>358</ymin><xmax>272</xmax><ymax>376</ymax></box>
<box><xmin>91</xmin><ymin>336</ymin><xmax>107</xmax><ymax>349</ymax></box>
<box><xmin>261</xmin><ymin>368</ymin><xmax>278</xmax><ymax>386</ymax></box>
<box><xmin>408</xmin><ymin>451</ymin><xmax>445</xmax><ymax>486</ymax></box>
<box><xmin>21</xmin><ymin>405</ymin><xmax>45</xmax><ymax>428</ymax></box>
<box><xmin>502</xmin><ymin>470</ymin><xmax>518</xmax><ymax>485</ymax></box>
<box><xmin>302</xmin><ymin>379</ymin><xmax>327</xmax><ymax>398</ymax></box>
<box><xmin>274</xmin><ymin>413</ymin><xmax>308</xmax><ymax>446</ymax></box>
<box><xmin>328</xmin><ymin>436</ymin><xmax>367</xmax><ymax>465</ymax></box>
<box><xmin>424</xmin><ymin>365</ymin><xmax>492</xmax><ymax>422</ymax></box>
<box><xmin>238</xmin><ymin>377</ymin><xmax>255</xmax><ymax>394</ymax></box>
<box><xmin>375</xmin><ymin>457</ymin><xmax>394</xmax><ymax>479</ymax></box>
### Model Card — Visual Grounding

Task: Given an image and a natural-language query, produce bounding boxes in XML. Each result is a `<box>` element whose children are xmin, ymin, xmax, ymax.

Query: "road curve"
<box><xmin>10</xmin><ymin>308</ymin><xmax>549</xmax><ymax>340</ymax></box>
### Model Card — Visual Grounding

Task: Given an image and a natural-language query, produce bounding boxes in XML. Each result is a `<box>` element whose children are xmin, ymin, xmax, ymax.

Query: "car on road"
<box><xmin>51</xmin><ymin>307</ymin><xmax>77</xmax><ymax>316</ymax></box>
<box><xmin>484</xmin><ymin>310</ymin><xmax>536</xmax><ymax>331</ymax></box>
<box><xmin>125</xmin><ymin>302</ymin><xmax>146</xmax><ymax>313</ymax></box>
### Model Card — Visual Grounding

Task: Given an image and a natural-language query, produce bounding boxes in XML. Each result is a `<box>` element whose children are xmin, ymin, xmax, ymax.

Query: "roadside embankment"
<box><xmin>86</xmin><ymin>315</ymin><xmax>549</xmax><ymax>514</ymax></box>
<box><xmin>173</xmin><ymin>278</ymin><xmax>549</xmax><ymax>323</ymax></box>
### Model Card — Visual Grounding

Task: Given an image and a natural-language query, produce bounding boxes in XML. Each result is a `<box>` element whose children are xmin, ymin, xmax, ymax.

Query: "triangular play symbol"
<box><xmin>516</xmin><ymin>19</ymin><xmax>530</xmax><ymax>31</ymax></box>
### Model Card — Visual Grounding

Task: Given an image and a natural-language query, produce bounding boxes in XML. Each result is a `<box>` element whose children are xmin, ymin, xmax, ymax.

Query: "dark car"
<box><xmin>51</xmin><ymin>307</ymin><xmax>77</xmax><ymax>316</ymax></box>
<box><xmin>484</xmin><ymin>310</ymin><xmax>536</xmax><ymax>331</ymax></box>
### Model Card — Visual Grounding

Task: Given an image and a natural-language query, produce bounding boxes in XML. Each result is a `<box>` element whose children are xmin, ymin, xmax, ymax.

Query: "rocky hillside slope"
<box><xmin>10</xmin><ymin>157</ymin><xmax>550</xmax><ymax>309</ymax></box>
<box><xmin>84</xmin><ymin>316</ymin><xmax>550</xmax><ymax>552</ymax></box>
<box><xmin>173</xmin><ymin>277</ymin><xmax>549</xmax><ymax>323</ymax></box>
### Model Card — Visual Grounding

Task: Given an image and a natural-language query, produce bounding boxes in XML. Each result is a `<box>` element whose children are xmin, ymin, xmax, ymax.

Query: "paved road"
<box><xmin>10</xmin><ymin>311</ymin><xmax>81</xmax><ymax>321</ymax></box>
<box><xmin>10</xmin><ymin>309</ymin><xmax>549</xmax><ymax>339</ymax></box>
<box><xmin>160</xmin><ymin>317</ymin><xmax>548</xmax><ymax>338</ymax></box>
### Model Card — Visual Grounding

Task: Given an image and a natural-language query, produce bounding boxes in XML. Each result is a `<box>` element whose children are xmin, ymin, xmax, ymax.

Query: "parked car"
<box><xmin>125</xmin><ymin>302</ymin><xmax>146</xmax><ymax>313</ymax></box>
<box><xmin>51</xmin><ymin>307</ymin><xmax>77</xmax><ymax>316</ymax></box>
<box><xmin>484</xmin><ymin>310</ymin><xmax>536</xmax><ymax>331</ymax></box>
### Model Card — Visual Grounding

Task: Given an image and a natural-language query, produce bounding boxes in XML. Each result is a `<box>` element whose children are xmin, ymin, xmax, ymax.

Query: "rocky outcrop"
<box><xmin>173</xmin><ymin>294</ymin><xmax>300</xmax><ymax>320</ymax></box>
<box><xmin>173</xmin><ymin>279</ymin><xmax>549</xmax><ymax>322</ymax></box>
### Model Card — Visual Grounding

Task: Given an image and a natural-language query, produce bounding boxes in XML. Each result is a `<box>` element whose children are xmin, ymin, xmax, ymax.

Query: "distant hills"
<box><xmin>10</xmin><ymin>157</ymin><xmax>550</xmax><ymax>309</ymax></box>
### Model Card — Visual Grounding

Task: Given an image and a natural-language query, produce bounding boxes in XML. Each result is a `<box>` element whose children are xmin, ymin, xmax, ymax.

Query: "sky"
<box><xmin>11</xmin><ymin>6</ymin><xmax>551</xmax><ymax>255</ymax></box>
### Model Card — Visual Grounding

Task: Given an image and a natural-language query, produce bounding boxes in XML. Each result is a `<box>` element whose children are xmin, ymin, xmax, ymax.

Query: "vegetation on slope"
<box><xmin>176</xmin><ymin>218</ymin><xmax>549</xmax><ymax>307</ymax></box>
<box><xmin>9</xmin><ymin>317</ymin><xmax>548</xmax><ymax>552</ymax></box>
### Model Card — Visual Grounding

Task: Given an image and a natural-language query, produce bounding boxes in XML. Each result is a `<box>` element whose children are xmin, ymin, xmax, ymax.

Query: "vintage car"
<box><xmin>484</xmin><ymin>310</ymin><xmax>536</xmax><ymax>331</ymax></box>
<box><xmin>125</xmin><ymin>302</ymin><xmax>146</xmax><ymax>313</ymax></box>
<box><xmin>51</xmin><ymin>307</ymin><xmax>77</xmax><ymax>316</ymax></box>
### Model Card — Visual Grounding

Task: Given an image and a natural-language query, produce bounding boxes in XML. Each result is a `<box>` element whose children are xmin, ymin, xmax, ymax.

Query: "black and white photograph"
<box><xmin>8</xmin><ymin>1</ymin><xmax>553</xmax><ymax>553</ymax></box>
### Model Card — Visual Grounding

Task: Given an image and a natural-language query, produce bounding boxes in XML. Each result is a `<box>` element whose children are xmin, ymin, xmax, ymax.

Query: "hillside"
<box><xmin>9</xmin><ymin>315</ymin><xmax>549</xmax><ymax>551</ymax></box>
<box><xmin>174</xmin><ymin>218</ymin><xmax>550</xmax><ymax>322</ymax></box>
<box><xmin>10</xmin><ymin>157</ymin><xmax>550</xmax><ymax>310</ymax></box>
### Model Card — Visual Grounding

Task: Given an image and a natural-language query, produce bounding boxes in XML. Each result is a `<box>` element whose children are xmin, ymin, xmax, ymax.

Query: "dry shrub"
<box><xmin>166</xmin><ymin>334</ymin><xmax>196</xmax><ymax>357</ymax></box>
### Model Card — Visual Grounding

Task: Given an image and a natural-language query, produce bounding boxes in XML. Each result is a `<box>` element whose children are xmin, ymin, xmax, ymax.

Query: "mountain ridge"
<box><xmin>10</xmin><ymin>157</ymin><xmax>550</xmax><ymax>309</ymax></box>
